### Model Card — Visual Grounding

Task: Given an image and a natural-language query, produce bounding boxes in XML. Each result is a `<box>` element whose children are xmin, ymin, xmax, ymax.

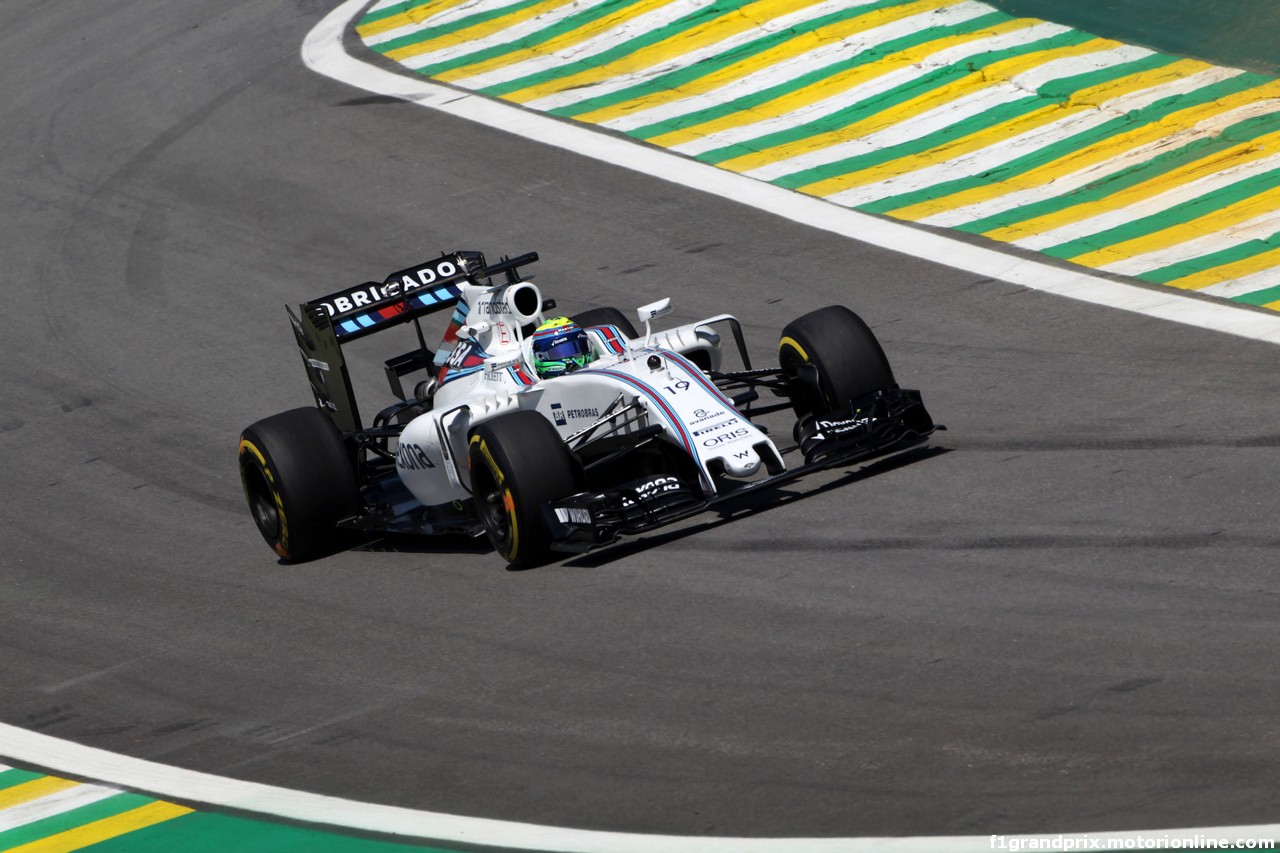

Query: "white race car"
<box><xmin>239</xmin><ymin>251</ymin><xmax>940</xmax><ymax>565</ymax></box>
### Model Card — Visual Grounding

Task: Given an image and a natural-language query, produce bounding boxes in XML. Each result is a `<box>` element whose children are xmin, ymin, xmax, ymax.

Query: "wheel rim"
<box><xmin>242</xmin><ymin>464</ymin><xmax>281</xmax><ymax>541</ymax></box>
<box><xmin>780</xmin><ymin>346</ymin><xmax>826</xmax><ymax>415</ymax></box>
<box><xmin>473</xmin><ymin>465</ymin><xmax>513</xmax><ymax>552</ymax></box>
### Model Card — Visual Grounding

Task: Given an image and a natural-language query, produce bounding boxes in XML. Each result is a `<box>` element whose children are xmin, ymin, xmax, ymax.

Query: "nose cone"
<box><xmin>720</xmin><ymin>447</ymin><xmax>761</xmax><ymax>477</ymax></box>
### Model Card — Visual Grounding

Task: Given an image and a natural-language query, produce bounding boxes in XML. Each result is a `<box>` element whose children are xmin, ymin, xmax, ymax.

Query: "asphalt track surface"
<box><xmin>2</xmin><ymin>0</ymin><xmax>1279</xmax><ymax>841</ymax></box>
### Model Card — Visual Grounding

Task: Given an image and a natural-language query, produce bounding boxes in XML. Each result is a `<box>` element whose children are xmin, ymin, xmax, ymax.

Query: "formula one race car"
<box><xmin>239</xmin><ymin>250</ymin><xmax>940</xmax><ymax>566</ymax></box>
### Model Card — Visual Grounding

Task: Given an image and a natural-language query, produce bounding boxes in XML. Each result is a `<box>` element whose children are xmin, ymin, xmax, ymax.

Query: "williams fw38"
<box><xmin>238</xmin><ymin>250</ymin><xmax>941</xmax><ymax>566</ymax></box>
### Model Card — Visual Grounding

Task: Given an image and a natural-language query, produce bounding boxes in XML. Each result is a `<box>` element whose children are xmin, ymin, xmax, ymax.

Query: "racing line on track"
<box><xmin>5</xmin><ymin>0</ymin><xmax>1280</xmax><ymax>850</ymax></box>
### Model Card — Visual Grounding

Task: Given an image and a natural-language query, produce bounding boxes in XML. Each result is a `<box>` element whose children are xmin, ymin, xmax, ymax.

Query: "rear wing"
<box><xmin>288</xmin><ymin>250</ymin><xmax>539</xmax><ymax>433</ymax></box>
<box><xmin>309</xmin><ymin>251</ymin><xmax>484</xmax><ymax>344</ymax></box>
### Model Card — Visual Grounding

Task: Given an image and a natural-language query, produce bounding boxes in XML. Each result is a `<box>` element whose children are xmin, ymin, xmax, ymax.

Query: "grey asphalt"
<box><xmin>1</xmin><ymin>0</ymin><xmax>1278</xmax><ymax>840</ymax></box>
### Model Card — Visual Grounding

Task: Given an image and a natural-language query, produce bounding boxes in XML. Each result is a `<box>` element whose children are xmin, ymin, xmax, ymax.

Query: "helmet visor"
<box><xmin>536</xmin><ymin>333</ymin><xmax>591</xmax><ymax>362</ymax></box>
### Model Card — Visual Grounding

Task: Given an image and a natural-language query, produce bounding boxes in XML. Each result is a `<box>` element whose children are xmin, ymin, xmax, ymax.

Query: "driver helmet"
<box><xmin>532</xmin><ymin>317</ymin><xmax>595</xmax><ymax>378</ymax></box>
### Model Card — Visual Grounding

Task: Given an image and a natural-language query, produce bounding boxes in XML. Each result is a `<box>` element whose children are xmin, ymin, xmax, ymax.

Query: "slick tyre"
<box><xmin>238</xmin><ymin>407</ymin><xmax>361</xmax><ymax>562</ymax></box>
<box><xmin>468</xmin><ymin>411</ymin><xmax>582</xmax><ymax>567</ymax></box>
<box><xmin>570</xmin><ymin>306</ymin><xmax>639</xmax><ymax>339</ymax></box>
<box><xmin>779</xmin><ymin>305</ymin><xmax>896</xmax><ymax>418</ymax></box>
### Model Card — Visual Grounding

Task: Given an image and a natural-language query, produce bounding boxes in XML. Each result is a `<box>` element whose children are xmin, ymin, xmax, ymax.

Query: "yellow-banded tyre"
<box><xmin>779</xmin><ymin>305</ymin><xmax>896</xmax><ymax>418</ymax></box>
<box><xmin>238</xmin><ymin>407</ymin><xmax>360</xmax><ymax>562</ymax></box>
<box><xmin>468</xmin><ymin>411</ymin><xmax>582</xmax><ymax>567</ymax></box>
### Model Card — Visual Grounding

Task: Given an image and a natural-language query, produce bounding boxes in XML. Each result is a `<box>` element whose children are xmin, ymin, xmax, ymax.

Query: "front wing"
<box><xmin>545</xmin><ymin>387</ymin><xmax>941</xmax><ymax>553</ymax></box>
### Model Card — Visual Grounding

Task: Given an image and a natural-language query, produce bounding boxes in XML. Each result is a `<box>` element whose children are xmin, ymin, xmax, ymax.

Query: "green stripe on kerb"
<box><xmin>477</xmin><ymin>0</ymin><xmax>764</xmax><ymax>97</ymax></box>
<box><xmin>0</xmin><ymin>792</ymin><xmax>155</xmax><ymax>849</ymax></box>
<box><xmin>354</xmin><ymin>0</ymin><xmax>1280</xmax><ymax>308</ymax></box>
<box><xmin>867</xmin><ymin>71</ymin><xmax>1272</xmax><ymax>219</ymax></box>
<box><xmin>774</xmin><ymin>92</ymin><xmax>1041</xmax><ymax>187</ymax></box>
<box><xmin>1042</xmin><ymin>165</ymin><xmax>1280</xmax><ymax>259</ymax></box>
<box><xmin>1140</xmin><ymin>235</ymin><xmax>1280</xmax><ymax>284</ymax></box>
<box><xmin>774</xmin><ymin>52</ymin><xmax>1174</xmax><ymax>190</ymax></box>
<box><xmin>62</xmin><ymin>811</ymin><xmax>460</xmax><ymax>853</ymax></box>
<box><xmin>358</xmin><ymin>1</ymin><xmax>416</xmax><ymax>27</ymax></box>
<box><xmin>549</xmin><ymin>0</ymin><xmax>945</xmax><ymax>119</ymax></box>
<box><xmin>622</xmin><ymin>8</ymin><xmax>1016</xmax><ymax>138</ymax></box>
<box><xmin>1232</xmin><ymin>283</ymin><xmax>1280</xmax><ymax>306</ymax></box>
<box><xmin>1031</xmin><ymin>49</ymin><xmax>1174</xmax><ymax>98</ymax></box>
<box><xmin>695</xmin><ymin>28</ymin><xmax>1094</xmax><ymax>165</ymax></box>
<box><xmin>0</xmin><ymin>768</ymin><xmax>43</xmax><ymax>790</ymax></box>
<box><xmin>366</xmin><ymin>0</ymin><xmax>551</xmax><ymax>55</ymax></box>
<box><xmin>405</xmin><ymin>0</ymin><xmax>649</xmax><ymax>77</ymax></box>
<box><xmin>0</xmin><ymin>769</ymin><xmax>458</xmax><ymax>852</ymax></box>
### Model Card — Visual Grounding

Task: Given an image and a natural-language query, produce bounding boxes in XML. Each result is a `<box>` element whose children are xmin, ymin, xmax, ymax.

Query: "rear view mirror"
<box><xmin>635</xmin><ymin>298</ymin><xmax>672</xmax><ymax>326</ymax></box>
<box><xmin>636</xmin><ymin>298</ymin><xmax>672</xmax><ymax>344</ymax></box>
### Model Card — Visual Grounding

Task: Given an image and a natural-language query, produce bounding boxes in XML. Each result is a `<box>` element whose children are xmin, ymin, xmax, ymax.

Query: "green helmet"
<box><xmin>531</xmin><ymin>317</ymin><xmax>595</xmax><ymax>378</ymax></box>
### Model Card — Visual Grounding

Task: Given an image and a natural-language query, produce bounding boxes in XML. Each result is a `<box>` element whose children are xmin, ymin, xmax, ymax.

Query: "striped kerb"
<box><xmin>358</xmin><ymin>0</ymin><xmax>1280</xmax><ymax>312</ymax></box>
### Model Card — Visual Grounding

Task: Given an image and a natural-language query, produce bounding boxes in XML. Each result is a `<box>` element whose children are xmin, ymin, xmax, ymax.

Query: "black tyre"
<box><xmin>570</xmin><ymin>306</ymin><xmax>638</xmax><ymax>339</ymax></box>
<box><xmin>779</xmin><ymin>305</ymin><xmax>896</xmax><ymax>417</ymax></box>
<box><xmin>238</xmin><ymin>407</ymin><xmax>361</xmax><ymax>562</ymax></box>
<box><xmin>468</xmin><ymin>410</ymin><xmax>582</xmax><ymax>566</ymax></box>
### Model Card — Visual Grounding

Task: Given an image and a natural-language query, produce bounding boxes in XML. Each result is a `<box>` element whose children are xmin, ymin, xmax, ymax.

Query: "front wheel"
<box><xmin>779</xmin><ymin>305</ymin><xmax>896</xmax><ymax>418</ymax></box>
<box><xmin>468</xmin><ymin>410</ymin><xmax>583</xmax><ymax>567</ymax></box>
<box><xmin>239</xmin><ymin>407</ymin><xmax>361</xmax><ymax>562</ymax></box>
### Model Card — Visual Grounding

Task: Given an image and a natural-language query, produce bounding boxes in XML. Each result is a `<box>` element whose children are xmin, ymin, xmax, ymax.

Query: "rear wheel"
<box><xmin>468</xmin><ymin>410</ymin><xmax>582</xmax><ymax>567</ymax></box>
<box><xmin>779</xmin><ymin>305</ymin><xmax>896</xmax><ymax>417</ymax></box>
<box><xmin>571</xmin><ymin>306</ymin><xmax>638</xmax><ymax>339</ymax></box>
<box><xmin>238</xmin><ymin>407</ymin><xmax>361</xmax><ymax>562</ymax></box>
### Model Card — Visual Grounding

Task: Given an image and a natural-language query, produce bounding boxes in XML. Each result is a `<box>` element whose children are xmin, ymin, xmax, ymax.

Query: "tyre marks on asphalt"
<box><xmin>356</xmin><ymin>0</ymin><xmax>1280</xmax><ymax>311</ymax></box>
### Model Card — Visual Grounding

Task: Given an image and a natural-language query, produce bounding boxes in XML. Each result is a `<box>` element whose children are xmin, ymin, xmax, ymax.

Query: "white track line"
<box><xmin>4</xmin><ymin>719</ymin><xmax>1279</xmax><ymax>852</ymax></box>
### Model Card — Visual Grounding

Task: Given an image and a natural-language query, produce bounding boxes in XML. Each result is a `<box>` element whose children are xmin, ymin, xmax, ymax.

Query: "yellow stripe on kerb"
<box><xmin>1070</xmin><ymin>180</ymin><xmax>1280</xmax><ymax>267</ymax></box>
<box><xmin>568</xmin><ymin>0</ymin><xmax>915</xmax><ymax>124</ymax></box>
<box><xmin>545</xmin><ymin>0</ymin><xmax>957</xmax><ymax>120</ymax></box>
<box><xmin>3</xmin><ymin>802</ymin><xmax>193</xmax><ymax>853</ymax></box>
<box><xmin>1167</xmin><ymin>245</ymin><xmax>1280</xmax><ymax>291</ymax></box>
<box><xmin>984</xmin><ymin>123</ymin><xmax>1280</xmax><ymax>242</ymax></box>
<box><xmin>801</xmin><ymin>56</ymin><xmax>1206</xmax><ymax>197</ymax></box>
<box><xmin>356</xmin><ymin>0</ymin><xmax>472</xmax><ymax>39</ymax></box>
<box><xmin>0</xmin><ymin>777</ymin><xmax>81</xmax><ymax>810</ymax></box>
<box><xmin>888</xmin><ymin>65</ymin><xmax>1258</xmax><ymax>221</ymax></box>
<box><xmin>718</xmin><ymin>37</ymin><xmax>1116</xmax><ymax>174</ymax></box>
<box><xmin>495</xmin><ymin>0</ymin><xmax>834</xmax><ymax>101</ymax></box>
<box><xmin>384</xmin><ymin>0</ymin><xmax>584</xmax><ymax>63</ymax></box>
<box><xmin>648</xmin><ymin>2</ymin><xmax>1022</xmax><ymax>149</ymax></box>
<box><xmin>430</xmin><ymin>0</ymin><xmax>685</xmax><ymax>81</ymax></box>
